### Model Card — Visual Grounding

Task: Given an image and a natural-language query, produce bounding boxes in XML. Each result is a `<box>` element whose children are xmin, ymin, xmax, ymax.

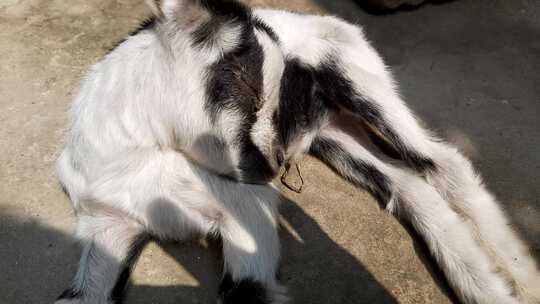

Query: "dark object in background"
<box><xmin>362</xmin><ymin>0</ymin><xmax>425</xmax><ymax>10</ymax></box>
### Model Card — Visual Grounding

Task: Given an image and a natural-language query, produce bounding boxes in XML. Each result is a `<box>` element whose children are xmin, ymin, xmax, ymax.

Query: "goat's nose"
<box><xmin>276</xmin><ymin>149</ymin><xmax>285</xmax><ymax>167</ymax></box>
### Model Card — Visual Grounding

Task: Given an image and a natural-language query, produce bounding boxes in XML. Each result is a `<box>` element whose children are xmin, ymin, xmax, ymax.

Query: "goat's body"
<box><xmin>56</xmin><ymin>5</ymin><xmax>540</xmax><ymax>304</ymax></box>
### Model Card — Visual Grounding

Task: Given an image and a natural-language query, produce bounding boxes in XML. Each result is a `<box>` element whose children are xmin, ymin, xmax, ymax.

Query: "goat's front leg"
<box><xmin>210</xmin><ymin>181</ymin><xmax>287</xmax><ymax>304</ymax></box>
<box><xmin>55</xmin><ymin>212</ymin><xmax>147</xmax><ymax>304</ymax></box>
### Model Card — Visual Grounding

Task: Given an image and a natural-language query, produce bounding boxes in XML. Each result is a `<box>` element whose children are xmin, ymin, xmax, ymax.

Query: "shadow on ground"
<box><xmin>347</xmin><ymin>0</ymin><xmax>457</xmax><ymax>15</ymax></box>
<box><xmin>0</xmin><ymin>199</ymin><xmax>400</xmax><ymax>304</ymax></box>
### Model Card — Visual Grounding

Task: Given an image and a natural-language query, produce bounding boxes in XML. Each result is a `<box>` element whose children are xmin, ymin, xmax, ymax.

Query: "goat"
<box><xmin>55</xmin><ymin>1</ymin><xmax>540</xmax><ymax>303</ymax></box>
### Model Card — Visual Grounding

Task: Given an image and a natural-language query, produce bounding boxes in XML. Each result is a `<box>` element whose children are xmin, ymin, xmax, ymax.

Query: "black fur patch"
<box><xmin>200</xmin><ymin>0</ymin><xmax>251</xmax><ymax>20</ymax></box>
<box><xmin>204</xmin><ymin>24</ymin><xmax>274</xmax><ymax>183</ymax></box>
<box><xmin>253</xmin><ymin>17</ymin><xmax>280</xmax><ymax>43</ymax></box>
<box><xmin>57</xmin><ymin>287</ymin><xmax>82</xmax><ymax>300</ymax></box>
<box><xmin>109</xmin><ymin>266</ymin><xmax>130</xmax><ymax>304</ymax></box>
<box><xmin>277</xmin><ymin>58</ymin><xmax>328</xmax><ymax>147</ymax></box>
<box><xmin>192</xmin><ymin>0</ymin><xmax>251</xmax><ymax>48</ymax></box>
<box><xmin>192</xmin><ymin>19</ymin><xmax>228</xmax><ymax>47</ymax></box>
<box><xmin>109</xmin><ymin>234</ymin><xmax>149</xmax><ymax>304</ymax></box>
<box><xmin>314</xmin><ymin>58</ymin><xmax>435</xmax><ymax>172</ymax></box>
<box><xmin>219</xmin><ymin>273</ymin><xmax>270</xmax><ymax>304</ymax></box>
<box><xmin>192</xmin><ymin>3</ymin><xmax>279</xmax><ymax>48</ymax></box>
<box><xmin>310</xmin><ymin>137</ymin><xmax>393</xmax><ymax>203</ymax></box>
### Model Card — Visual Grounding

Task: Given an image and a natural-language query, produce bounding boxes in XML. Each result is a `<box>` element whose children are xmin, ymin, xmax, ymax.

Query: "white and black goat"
<box><xmin>55</xmin><ymin>1</ymin><xmax>540</xmax><ymax>303</ymax></box>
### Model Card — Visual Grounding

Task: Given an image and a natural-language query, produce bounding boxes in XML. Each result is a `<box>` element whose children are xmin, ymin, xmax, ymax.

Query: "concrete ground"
<box><xmin>1</xmin><ymin>0</ymin><xmax>538</xmax><ymax>303</ymax></box>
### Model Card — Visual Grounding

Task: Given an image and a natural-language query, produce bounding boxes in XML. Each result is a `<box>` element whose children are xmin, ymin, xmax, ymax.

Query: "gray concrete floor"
<box><xmin>0</xmin><ymin>0</ymin><xmax>538</xmax><ymax>303</ymax></box>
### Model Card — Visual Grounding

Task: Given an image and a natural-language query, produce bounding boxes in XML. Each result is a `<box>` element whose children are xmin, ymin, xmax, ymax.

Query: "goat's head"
<box><xmin>147</xmin><ymin>0</ymin><xmax>328</xmax><ymax>184</ymax></box>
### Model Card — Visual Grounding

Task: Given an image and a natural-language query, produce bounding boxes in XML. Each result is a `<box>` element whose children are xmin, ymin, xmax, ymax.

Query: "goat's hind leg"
<box><xmin>317</xmin><ymin>27</ymin><xmax>540</xmax><ymax>301</ymax></box>
<box><xmin>55</xmin><ymin>210</ymin><xmax>147</xmax><ymax>304</ymax></box>
<box><xmin>311</xmin><ymin>128</ymin><xmax>522</xmax><ymax>304</ymax></box>
<box><xmin>319</xmin><ymin>67</ymin><xmax>540</xmax><ymax>301</ymax></box>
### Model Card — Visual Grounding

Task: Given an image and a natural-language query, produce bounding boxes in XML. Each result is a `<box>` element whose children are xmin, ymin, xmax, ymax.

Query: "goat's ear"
<box><xmin>146</xmin><ymin>0</ymin><xmax>250</xmax><ymax>29</ymax></box>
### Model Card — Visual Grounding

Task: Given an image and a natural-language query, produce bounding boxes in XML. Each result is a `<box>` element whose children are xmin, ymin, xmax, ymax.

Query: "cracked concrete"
<box><xmin>1</xmin><ymin>0</ymin><xmax>538</xmax><ymax>303</ymax></box>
